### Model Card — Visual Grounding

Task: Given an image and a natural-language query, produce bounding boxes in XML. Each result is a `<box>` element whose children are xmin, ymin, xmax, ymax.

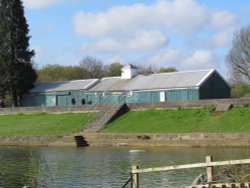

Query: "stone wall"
<box><xmin>0</xmin><ymin>98</ymin><xmax>249</xmax><ymax>115</ymax></box>
<box><xmin>48</xmin><ymin>132</ymin><xmax>250</xmax><ymax>147</ymax></box>
<box><xmin>0</xmin><ymin>136</ymin><xmax>61</xmax><ymax>146</ymax></box>
<box><xmin>1</xmin><ymin>133</ymin><xmax>250</xmax><ymax>147</ymax></box>
<box><xmin>127</xmin><ymin>98</ymin><xmax>250</xmax><ymax>110</ymax></box>
<box><xmin>81</xmin><ymin>133</ymin><xmax>250</xmax><ymax>147</ymax></box>
<box><xmin>0</xmin><ymin>105</ymin><xmax>98</xmax><ymax>115</ymax></box>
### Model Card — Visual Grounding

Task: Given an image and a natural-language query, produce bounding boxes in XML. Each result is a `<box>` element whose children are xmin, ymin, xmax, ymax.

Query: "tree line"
<box><xmin>37</xmin><ymin>56</ymin><xmax>177</xmax><ymax>82</ymax></box>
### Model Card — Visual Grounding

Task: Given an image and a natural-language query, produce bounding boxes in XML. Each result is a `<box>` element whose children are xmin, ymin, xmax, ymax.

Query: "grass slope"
<box><xmin>101</xmin><ymin>106</ymin><xmax>250</xmax><ymax>133</ymax></box>
<box><xmin>0</xmin><ymin>113</ymin><xmax>94</xmax><ymax>136</ymax></box>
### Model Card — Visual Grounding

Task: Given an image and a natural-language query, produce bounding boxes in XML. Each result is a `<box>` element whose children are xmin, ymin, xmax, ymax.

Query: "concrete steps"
<box><xmin>83</xmin><ymin>103</ymin><xmax>129</xmax><ymax>133</ymax></box>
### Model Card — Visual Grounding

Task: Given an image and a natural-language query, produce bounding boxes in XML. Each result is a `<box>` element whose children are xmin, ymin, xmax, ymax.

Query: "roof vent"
<box><xmin>121</xmin><ymin>64</ymin><xmax>138</xmax><ymax>79</ymax></box>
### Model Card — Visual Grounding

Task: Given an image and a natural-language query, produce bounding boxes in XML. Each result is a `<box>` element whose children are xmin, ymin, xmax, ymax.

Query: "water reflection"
<box><xmin>0</xmin><ymin>146</ymin><xmax>249</xmax><ymax>187</ymax></box>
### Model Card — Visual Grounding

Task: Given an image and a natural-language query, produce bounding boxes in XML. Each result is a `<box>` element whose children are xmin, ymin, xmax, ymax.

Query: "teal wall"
<box><xmin>21</xmin><ymin>93</ymin><xmax>56</xmax><ymax>107</ymax></box>
<box><xmin>21</xmin><ymin>90</ymin><xmax>86</xmax><ymax>107</ymax></box>
<box><xmin>84</xmin><ymin>89</ymin><xmax>199</xmax><ymax>105</ymax></box>
<box><xmin>21</xmin><ymin>73</ymin><xmax>230</xmax><ymax>107</ymax></box>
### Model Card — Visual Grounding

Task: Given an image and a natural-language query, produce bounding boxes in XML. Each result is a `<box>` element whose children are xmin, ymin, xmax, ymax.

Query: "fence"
<box><xmin>128</xmin><ymin>156</ymin><xmax>250</xmax><ymax>188</ymax></box>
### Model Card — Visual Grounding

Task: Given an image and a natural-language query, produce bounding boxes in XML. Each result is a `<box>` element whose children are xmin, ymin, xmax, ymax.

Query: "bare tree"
<box><xmin>79</xmin><ymin>56</ymin><xmax>105</xmax><ymax>78</ymax></box>
<box><xmin>226</xmin><ymin>25</ymin><xmax>250</xmax><ymax>83</ymax></box>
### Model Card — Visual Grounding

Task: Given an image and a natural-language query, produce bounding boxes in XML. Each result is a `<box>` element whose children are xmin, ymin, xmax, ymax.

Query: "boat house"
<box><xmin>21</xmin><ymin>79</ymin><xmax>99</xmax><ymax>106</ymax></box>
<box><xmin>85</xmin><ymin>65</ymin><xmax>231</xmax><ymax>105</ymax></box>
<box><xmin>21</xmin><ymin>65</ymin><xmax>231</xmax><ymax>107</ymax></box>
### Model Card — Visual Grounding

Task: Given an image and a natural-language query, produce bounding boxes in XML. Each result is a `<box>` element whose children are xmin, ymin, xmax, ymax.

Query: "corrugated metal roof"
<box><xmin>89</xmin><ymin>69</ymin><xmax>217</xmax><ymax>92</ymax></box>
<box><xmin>88</xmin><ymin>77</ymin><xmax>131</xmax><ymax>92</ymax></box>
<box><xmin>30</xmin><ymin>79</ymin><xmax>99</xmax><ymax>93</ymax></box>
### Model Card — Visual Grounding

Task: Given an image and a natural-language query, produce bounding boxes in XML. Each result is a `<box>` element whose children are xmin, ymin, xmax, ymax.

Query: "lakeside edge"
<box><xmin>1</xmin><ymin>133</ymin><xmax>250</xmax><ymax>147</ymax></box>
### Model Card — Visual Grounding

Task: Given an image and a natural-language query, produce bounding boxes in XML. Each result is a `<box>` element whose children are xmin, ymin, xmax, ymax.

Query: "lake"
<box><xmin>0</xmin><ymin>146</ymin><xmax>249</xmax><ymax>187</ymax></box>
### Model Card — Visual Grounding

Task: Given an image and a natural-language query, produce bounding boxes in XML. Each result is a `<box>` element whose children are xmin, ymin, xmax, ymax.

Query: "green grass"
<box><xmin>101</xmin><ymin>106</ymin><xmax>250</xmax><ymax>133</ymax></box>
<box><xmin>1</xmin><ymin>106</ymin><xmax>250</xmax><ymax>136</ymax></box>
<box><xmin>0</xmin><ymin>112</ymin><xmax>95</xmax><ymax>136</ymax></box>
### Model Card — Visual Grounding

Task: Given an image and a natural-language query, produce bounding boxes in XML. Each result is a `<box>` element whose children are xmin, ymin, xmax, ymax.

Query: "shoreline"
<box><xmin>1</xmin><ymin>133</ymin><xmax>250</xmax><ymax>147</ymax></box>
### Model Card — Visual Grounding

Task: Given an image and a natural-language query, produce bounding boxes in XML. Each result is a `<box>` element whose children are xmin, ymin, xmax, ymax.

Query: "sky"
<box><xmin>22</xmin><ymin>0</ymin><xmax>250</xmax><ymax>78</ymax></box>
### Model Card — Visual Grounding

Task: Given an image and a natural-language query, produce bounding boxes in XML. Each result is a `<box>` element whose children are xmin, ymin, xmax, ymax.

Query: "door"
<box><xmin>159</xmin><ymin>92</ymin><xmax>165</xmax><ymax>102</ymax></box>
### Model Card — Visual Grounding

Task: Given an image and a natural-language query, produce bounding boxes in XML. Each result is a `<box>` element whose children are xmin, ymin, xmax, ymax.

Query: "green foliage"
<box><xmin>231</xmin><ymin>82</ymin><xmax>250</xmax><ymax>98</ymax></box>
<box><xmin>106</xmin><ymin>62</ymin><xmax>123</xmax><ymax>76</ymax></box>
<box><xmin>0</xmin><ymin>0</ymin><xmax>37</xmax><ymax>106</ymax></box>
<box><xmin>37</xmin><ymin>55</ymin><xmax>178</xmax><ymax>82</ymax></box>
<box><xmin>157</xmin><ymin>67</ymin><xmax>177</xmax><ymax>73</ymax></box>
<box><xmin>37</xmin><ymin>64</ymin><xmax>89</xmax><ymax>82</ymax></box>
<box><xmin>0</xmin><ymin>113</ymin><xmax>94</xmax><ymax>136</ymax></box>
<box><xmin>101</xmin><ymin>106</ymin><xmax>250</xmax><ymax>133</ymax></box>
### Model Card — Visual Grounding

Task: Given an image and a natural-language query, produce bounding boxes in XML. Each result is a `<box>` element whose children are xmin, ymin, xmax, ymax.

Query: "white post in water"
<box><xmin>131</xmin><ymin>165</ymin><xmax>139</xmax><ymax>188</ymax></box>
<box><xmin>206</xmin><ymin>156</ymin><xmax>214</xmax><ymax>182</ymax></box>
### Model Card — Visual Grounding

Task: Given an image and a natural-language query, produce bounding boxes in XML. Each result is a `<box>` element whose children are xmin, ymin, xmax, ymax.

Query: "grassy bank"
<box><xmin>1</xmin><ymin>106</ymin><xmax>250</xmax><ymax>136</ymax></box>
<box><xmin>0</xmin><ymin>113</ymin><xmax>94</xmax><ymax>136</ymax></box>
<box><xmin>101</xmin><ymin>106</ymin><xmax>250</xmax><ymax>133</ymax></box>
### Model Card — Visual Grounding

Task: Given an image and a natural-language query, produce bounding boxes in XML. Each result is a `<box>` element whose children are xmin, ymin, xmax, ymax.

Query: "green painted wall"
<box><xmin>21</xmin><ymin>72</ymin><xmax>230</xmax><ymax>107</ymax></box>
<box><xmin>84</xmin><ymin>89</ymin><xmax>199</xmax><ymax>105</ymax></box>
<box><xmin>21</xmin><ymin>90</ymin><xmax>86</xmax><ymax>107</ymax></box>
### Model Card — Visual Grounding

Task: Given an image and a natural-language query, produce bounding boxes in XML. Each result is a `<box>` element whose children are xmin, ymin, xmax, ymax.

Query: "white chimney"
<box><xmin>121</xmin><ymin>64</ymin><xmax>138</xmax><ymax>79</ymax></box>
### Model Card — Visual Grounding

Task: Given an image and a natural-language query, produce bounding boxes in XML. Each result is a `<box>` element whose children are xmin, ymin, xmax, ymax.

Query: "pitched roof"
<box><xmin>30</xmin><ymin>79</ymin><xmax>99</xmax><ymax>93</ymax></box>
<box><xmin>89</xmin><ymin>69</ymin><xmax>226</xmax><ymax>92</ymax></box>
<box><xmin>122</xmin><ymin>64</ymin><xmax>138</xmax><ymax>70</ymax></box>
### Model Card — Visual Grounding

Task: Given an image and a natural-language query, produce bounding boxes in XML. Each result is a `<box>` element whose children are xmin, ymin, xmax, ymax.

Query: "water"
<box><xmin>0</xmin><ymin>146</ymin><xmax>249</xmax><ymax>188</ymax></box>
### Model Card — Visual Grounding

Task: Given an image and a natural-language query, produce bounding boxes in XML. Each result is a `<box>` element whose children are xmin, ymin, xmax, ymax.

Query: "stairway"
<box><xmin>49</xmin><ymin>103</ymin><xmax>129</xmax><ymax>147</ymax></box>
<box><xmin>74</xmin><ymin>135</ymin><xmax>89</xmax><ymax>147</ymax></box>
<box><xmin>82</xmin><ymin>103</ymin><xmax>129</xmax><ymax>133</ymax></box>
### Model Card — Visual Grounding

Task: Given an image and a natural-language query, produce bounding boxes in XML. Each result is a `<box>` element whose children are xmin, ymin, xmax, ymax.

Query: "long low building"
<box><xmin>21</xmin><ymin>65</ymin><xmax>231</xmax><ymax>107</ymax></box>
<box><xmin>21</xmin><ymin>79</ymin><xmax>99</xmax><ymax>106</ymax></box>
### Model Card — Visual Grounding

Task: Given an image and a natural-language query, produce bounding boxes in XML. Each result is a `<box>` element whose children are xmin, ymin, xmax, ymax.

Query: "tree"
<box><xmin>157</xmin><ymin>67</ymin><xmax>177</xmax><ymax>73</ymax></box>
<box><xmin>226</xmin><ymin>25</ymin><xmax>250</xmax><ymax>83</ymax></box>
<box><xmin>0</xmin><ymin>0</ymin><xmax>37</xmax><ymax>106</ymax></box>
<box><xmin>37</xmin><ymin>64</ymin><xmax>89</xmax><ymax>82</ymax></box>
<box><xmin>79</xmin><ymin>56</ymin><xmax>105</xmax><ymax>78</ymax></box>
<box><xmin>137</xmin><ymin>64</ymin><xmax>156</xmax><ymax>75</ymax></box>
<box><xmin>106</xmin><ymin>62</ymin><xmax>123</xmax><ymax>77</ymax></box>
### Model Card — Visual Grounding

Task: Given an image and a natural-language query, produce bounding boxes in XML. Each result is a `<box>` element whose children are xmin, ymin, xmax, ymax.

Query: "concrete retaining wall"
<box><xmin>0</xmin><ymin>105</ymin><xmax>98</xmax><ymax>115</ymax></box>
<box><xmin>48</xmin><ymin>133</ymin><xmax>250</xmax><ymax>147</ymax></box>
<box><xmin>127</xmin><ymin>98</ymin><xmax>250</xmax><ymax>110</ymax></box>
<box><xmin>0</xmin><ymin>136</ymin><xmax>61</xmax><ymax>146</ymax></box>
<box><xmin>1</xmin><ymin>133</ymin><xmax>250</xmax><ymax>147</ymax></box>
<box><xmin>81</xmin><ymin>133</ymin><xmax>250</xmax><ymax>147</ymax></box>
<box><xmin>1</xmin><ymin>98</ymin><xmax>249</xmax><ymax>115</ymax></box>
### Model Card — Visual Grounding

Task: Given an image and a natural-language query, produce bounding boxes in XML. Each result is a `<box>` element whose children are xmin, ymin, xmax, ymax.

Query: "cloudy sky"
<box><xmin>22</xmin><ymin>0</ymin><xmax>250</xmax><ymax>77</ymax></box>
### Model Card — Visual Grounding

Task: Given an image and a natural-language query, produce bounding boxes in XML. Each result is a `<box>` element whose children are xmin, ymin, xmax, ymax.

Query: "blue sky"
<box><xmin>22</xmin><ymin>0</ymin><xmax>250</xmax><ymax>78</ymax></box>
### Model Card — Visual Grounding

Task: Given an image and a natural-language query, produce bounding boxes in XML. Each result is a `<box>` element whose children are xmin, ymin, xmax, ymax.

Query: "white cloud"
<box><xmin>73</xmin><ymin>0</ymin><xmax>208</xmax><ymax>37</ymax></box>
<box><xmin>210</xmin><ymin>11</ymin><xmax>237</xmax><ymax>29</ymax></box>
<box><xmin>145</xmin><ymin>48</ymin><xmax>181</xmax><ymax>67</ymax></box>
<box><xmin>211</xmin><ymin>30</ymin><xmax>233</xmax><ymax>47</ymax></box>
<box><xmin>22</xmin><ymin>0</ymin><xmax>79</xmax><ymax>9</ymax></box>
<box><xmin>23</xmin><ymin>0</ymin><xmax>62</xmax><ymax>9</ymax></box>
<box><xmin>142</xmin><ymin>49</ymin><xmax>214</xmax><ymax>70</ymax></box>
<box><xmin>104</xmin><ymin>56</ymin><xmax>126</xmax><ymax>65</ymax></box>
<box><xmin>182</xmin><ymin>50</ymin><xmax>213</xmax><ymax>69</ymax></box>
<box><xmin>81</xmin><ymin>30</ymin><xmax>168</xmax><ymax>53</ymax></box>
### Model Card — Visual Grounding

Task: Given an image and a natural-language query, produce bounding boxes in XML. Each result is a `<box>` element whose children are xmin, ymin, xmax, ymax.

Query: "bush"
<box><xmin>231</xmin><ymin>83</ymin><xmax>250</xmax><ymax>98</ymax></box>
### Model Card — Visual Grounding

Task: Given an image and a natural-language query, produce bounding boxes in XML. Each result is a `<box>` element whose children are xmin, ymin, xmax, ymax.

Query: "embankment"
<box><xmin>0</xmin><ymin>98</ymin><xmax>250</xmax><ymax>147</ymax></box>
<box><xmin>1</xmin><ymin>133</ymin><xmax>250</xmax><ymax>147</ymax></box>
